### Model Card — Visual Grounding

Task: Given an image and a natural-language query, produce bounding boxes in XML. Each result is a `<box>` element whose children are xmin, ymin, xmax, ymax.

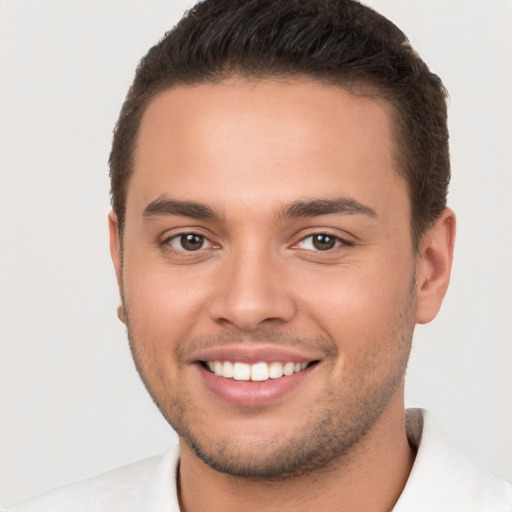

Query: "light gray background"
<box><xmin>1</xmin><ymin>0</ymin><xmax>511</xmax><ymax>506</ymax></box>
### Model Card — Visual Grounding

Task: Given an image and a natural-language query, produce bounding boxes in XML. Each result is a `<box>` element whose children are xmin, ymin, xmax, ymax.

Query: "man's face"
<box><xmin>112</xmin><ymin>79</ymin><xmax>421</xmax><ymax>478</ymax></box>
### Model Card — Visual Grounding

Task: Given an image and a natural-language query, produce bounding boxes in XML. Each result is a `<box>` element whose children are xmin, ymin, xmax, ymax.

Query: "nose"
<box><xmin>208</xmin><ymin>247</ymin><xmax>297</xmax><ymax>331</ymax></box>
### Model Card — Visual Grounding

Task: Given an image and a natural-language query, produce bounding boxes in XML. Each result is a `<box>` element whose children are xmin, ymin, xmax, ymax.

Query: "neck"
<box><xmin>178</xmin><ymin>397</ymin><xmax>415</xmax><ymax>512</ymax></box>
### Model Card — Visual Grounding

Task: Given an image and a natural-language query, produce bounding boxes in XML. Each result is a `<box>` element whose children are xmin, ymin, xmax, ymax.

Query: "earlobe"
<box><xmin>108</xmin><ymin>211</ymin><xmax>122</xmax><ymax>281</ymax></box>
<box><xmin>415</xmin><ymin>208</ymin><xmax>456</xmax><ymax>324</ymax></box>
<box><xmin>117</xmin><ymin>304</ymin><xmax>127</xmax><ymax>323</ymax></box>
<box><xmin>108</xmin><ymin>211</ymin><xmax>126</xmax><ymax>323</ymax></box>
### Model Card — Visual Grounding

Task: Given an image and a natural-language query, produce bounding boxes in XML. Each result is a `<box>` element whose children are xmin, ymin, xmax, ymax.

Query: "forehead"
<box><xmin>128</xmin><ymin>78</ymin><xmax>407</xmax><ymax>220</ymax></box>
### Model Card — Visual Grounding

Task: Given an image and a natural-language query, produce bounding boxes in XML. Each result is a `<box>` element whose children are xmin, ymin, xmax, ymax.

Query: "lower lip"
<box><xmin>197</xmin><ymin>364</ymin><xmax>314</xmax><ymax>407</ymax></box>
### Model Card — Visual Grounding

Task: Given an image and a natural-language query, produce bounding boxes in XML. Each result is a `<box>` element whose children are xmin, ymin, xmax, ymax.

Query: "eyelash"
<box><xmin>295</xmin><ymin>232</ymin><xmax>350</xmax><ymax>252</ymax></box>
<box><xmin>161</xmin><ymin>230</ymin><xmax>350</xmax><ymax>255</ymax></box>
<box><xmin>162</xmin><ymin>232</ymin><xmax>214</xmax><ymax>253</ymax></box>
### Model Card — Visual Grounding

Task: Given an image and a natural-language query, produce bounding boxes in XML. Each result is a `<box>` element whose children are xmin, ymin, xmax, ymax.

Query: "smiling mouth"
<box><xmin>200</xmin><ymin>360</ymin><xmax>318</xmax><ymax>382</ymax></box>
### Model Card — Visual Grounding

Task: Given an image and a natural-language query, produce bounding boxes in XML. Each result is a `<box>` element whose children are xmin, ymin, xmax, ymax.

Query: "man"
<box><xmin>5</xmin><ymin>0</ymin><xmax>511</xmax><ymax>510</ymax></box>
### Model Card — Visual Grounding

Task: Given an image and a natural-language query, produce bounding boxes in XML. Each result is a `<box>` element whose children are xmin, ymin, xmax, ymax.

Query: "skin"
<box><xmin>109</xmin><ymin>78</ymin><xmax>455</xmax><ymax>512</ymax></box>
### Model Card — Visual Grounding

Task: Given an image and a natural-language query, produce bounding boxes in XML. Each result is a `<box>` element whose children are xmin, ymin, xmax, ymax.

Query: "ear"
<box><xmin>415</xmin><ymin>208</ymin><xmax>456</xmax><ymax>324</ymax></box>
<box><xmin>108</xmin><ymin>211</ymin><xmax>126</xmax><ymax>324</ymax></box>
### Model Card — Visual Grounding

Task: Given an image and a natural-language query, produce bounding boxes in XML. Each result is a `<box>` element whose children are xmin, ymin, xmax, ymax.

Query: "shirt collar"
<box><xmin>394</xmin><ymin>408</ymin><xmax>511</xmax><ymax>510</ymax></box>
<box><xmin>146</xmin><ymin>442</ymin><xmax>181</xmax><ymax>512</ymax></box>
<box><xmin>144</xmin><ymin>409</ymin><xmax>511</xmax><ymax>511</ymax></box>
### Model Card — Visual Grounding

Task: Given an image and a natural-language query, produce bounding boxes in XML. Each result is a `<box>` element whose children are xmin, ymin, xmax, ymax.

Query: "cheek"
<box><xmin>122</xmin><ymin>256</ymin><xmax>212</xmax><ymax>341</ymax></box>
<box><xmin>300</xmin><ymin>271</ymin><xmax>403</xmax><ymax>321</ymax></box>
<box><xmin>295</xmin><ymin>255</ymin><xmax>416</xmax><ymax>346</ymax></box>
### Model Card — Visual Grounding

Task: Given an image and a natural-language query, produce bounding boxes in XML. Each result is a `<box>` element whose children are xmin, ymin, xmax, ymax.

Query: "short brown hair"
<box><xmin>109</xmin><ymin>0</ymin><xmax>450</xmax><ymax>245</ymax></box>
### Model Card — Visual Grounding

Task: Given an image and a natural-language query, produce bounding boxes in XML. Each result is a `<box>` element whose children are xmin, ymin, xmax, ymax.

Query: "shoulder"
<box><xmin>395</xmin><ymin>409</ymin><xmax>512</xmax><ymax>511</ymax></box>
<box><xmin>3</xmin><ymin>453</ymin><xmax>167</xmax><ymax>512</ymax></box>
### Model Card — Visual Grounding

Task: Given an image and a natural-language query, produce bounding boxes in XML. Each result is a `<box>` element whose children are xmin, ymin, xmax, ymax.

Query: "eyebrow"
<box><xmin>142</xmin><ymin>196</ymin><xmax>377</xmax><ymax>223</ymax></box>
<box><xmin>143</xmin><ymin>197</ymin><xmax>222</xmax><ymax>221</ymax></box>
<box><xmin>276</xmin><ymin>197</ymin><xmax>377</xmax><ymax>220</ymax></box>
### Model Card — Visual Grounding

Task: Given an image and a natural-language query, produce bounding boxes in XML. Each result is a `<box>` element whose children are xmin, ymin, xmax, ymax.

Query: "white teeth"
<box><xmin>269</xmin><ymin>361</ymin><xmax>284</xmax><ymax>379</ymax></box>
<box><xmin>222</xmin><ymin>361</ymin><xmax>233</xmax><ymax>378</ymax></box>
<box><xmin>251</xmin><ymin>362</ymin><xmax>269</xmax><ymax>381</ymax></box>
<box><xmin>206</xmin><ymin>360</ymin><xmax>310</xmax><ymax>381</ymax></box>
<box><xmin>283</xmin><ymin>362</ymin><xmax>294</xmax><ymax>376</ymax></box>
<box><xmin>232</xmin><ymin>362</ymin><xmax>251</xmax><ymax>381</ymax></box>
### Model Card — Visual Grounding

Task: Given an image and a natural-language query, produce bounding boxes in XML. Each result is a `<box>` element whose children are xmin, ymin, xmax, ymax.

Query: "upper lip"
<box><xmin>189</xmin><ymin>344</ymin><xmax>323</xmax><ymax>365</ymax></box>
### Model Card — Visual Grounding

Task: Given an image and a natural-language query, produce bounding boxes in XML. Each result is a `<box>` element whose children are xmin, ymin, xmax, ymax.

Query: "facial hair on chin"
<box><xmin>123</xmin><ymin>277</ymin><xmax>417</xmax><ymax>481</ymax></box>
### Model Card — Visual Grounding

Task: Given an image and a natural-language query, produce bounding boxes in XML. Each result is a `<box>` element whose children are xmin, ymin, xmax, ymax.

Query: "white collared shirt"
<box><xmin>5</xmin><ymin>409</ymin><xmax>511</xmax><ymax>511</ymax></box>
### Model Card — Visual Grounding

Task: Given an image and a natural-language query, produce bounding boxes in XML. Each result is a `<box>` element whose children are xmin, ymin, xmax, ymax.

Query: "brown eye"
<box><xmin>312</xmin><ymin>234</ymin><xmax>336</xmax><ymax>250</ymax></box>
<box><xmin>180</xmin><ymin>234</ymin><xmax>204</xmax><ymax>251</ymax></box>
<box><xmin>169</xmin><ymin>233</ymin><xmax>209</xmax><ymax>251</ymax></box>
<box><xmin>297</xmin><ymin>233</ymin><xmax>343</xmax><ymax>251</ymax></box>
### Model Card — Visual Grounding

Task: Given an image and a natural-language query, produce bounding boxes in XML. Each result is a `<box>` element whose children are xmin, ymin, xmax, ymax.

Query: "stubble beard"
<box><xmin>123</xmin><ymin>280</ymin><xmax>416</xmax><ymax>482</ymax></box>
